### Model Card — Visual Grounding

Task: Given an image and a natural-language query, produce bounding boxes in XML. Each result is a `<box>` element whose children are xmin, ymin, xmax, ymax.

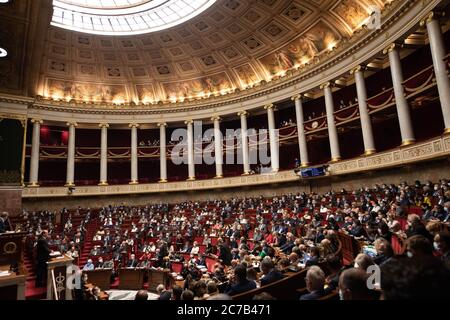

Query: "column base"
<box><xmin>401</xmin><ymin>139</ymin><xmax>415</xmax><ymax>147</ymax></box>
<box><xmin>129</xmin><ymin>180</ymin><xmax>139</xmax><ymax>185</ymax></box>
<box><xmin>64</xmin><ymin>182</ymin><xmax>75</xmax><ymax>187</ymax></box>
<box><xmin>241</xmin><ymin>171</ymin><xmax>251</xmax><ymax>176</ymax></box>
<box><xmin>28</xmin><ymin>182</ymin><xmax>39</xmax><ymax>187</ymax></box>
<box><xmin>329</xmin><ymin>157</ymin><xmax>341</xmax><ymax>163</ymax></box>
<box><xmin>158</xmin><ymin>179</ymin><xmax>168</xmax><ymax>183</ymax></box>
<box><xmin>214</xmin><ymin>175</ymin><xmax>223</xmax><ymax>179</ymax></box>
<box><xmin>272</xmin><ymin>168</ymin><xmax>279</xmax><ymax>173</ymax></box>
<box><xmin>363</xmin><ymin>149</ymin><xmax>376</xmax><ymax>156</ymax></box>
<box><xmin>187</xmin><ymin>177</ymin><xmax>196</xmax><ymax>181</ymax></box>
<box><xmin>300</xmin><ymin>163</ymin><xmax>310</xmax><ymax>168</ymax></box>
<box><xmin>98</xmin><ymin>181</ymin><xmax>108</xmax><ymax>186</ymax></box>
<box><xmin>444</xmin><ymin>128</ymin><xmax>450</xmax><ymax>135</ymax></box>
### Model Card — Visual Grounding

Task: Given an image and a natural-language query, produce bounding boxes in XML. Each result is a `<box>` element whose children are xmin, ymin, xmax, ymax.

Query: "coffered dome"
<box><xmin>37</xmin><ymin>0</ymin><xmax>388</xmax><ymax>106</ymax></box>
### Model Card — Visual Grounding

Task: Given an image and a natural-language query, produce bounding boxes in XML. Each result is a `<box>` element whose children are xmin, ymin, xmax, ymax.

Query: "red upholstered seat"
<box><xmin>171</xmin><ymin>261</ymin><xmax>183</xmax><ymax>274</ymax></box>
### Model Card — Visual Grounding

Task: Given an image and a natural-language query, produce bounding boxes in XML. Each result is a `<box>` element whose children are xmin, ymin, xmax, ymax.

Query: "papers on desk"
<box><xmin>0</xmin><ymin>270</ymin><xmax>11</xmax><ymax>277</ymax></box>
<box><xmin>50</xmin><ymin>251</ymin><xmax>61</xmax><ymax>257</ymax></box>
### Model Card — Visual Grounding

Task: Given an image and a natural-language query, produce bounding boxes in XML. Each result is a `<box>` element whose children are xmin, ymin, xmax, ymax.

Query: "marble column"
<box><xmin>264</xmin><ymin>104</ymin><xmax>279</xmax><ymax>172</ymax></box>
<box><xmin>212</xmin><ymin>116</ymin><xmax>223</xmax><ymax>178</ymax></box>
<box><xmin>383</xmin><ymin>43</ymin><xmax>415</xmax><ymax>145</ymax></box>
<box><xmin>421</xmin><ymin>12</ymin><xmax>450</xmax><ymax>133</ymax></box>
<box><xmin>158</xmin><ymin>122</ymin><xmax>168</xmax><ymax>182</ymax></box>
<box><xmin>292</xmin><ymin>95</ymin><xmax>310</xmax><ymax>167</ymax></box>
<box><xmin>129</xmin><ymin>123</ymin><xmax>139</xmax><ymax>184</ymax></box>
<box><xmin>65</xmin><ymin>122</ymin><xmax>77</xmax><ymax>187</ymax></box>
<box><xmin>29</xmin><ymin>119</ymin><xmax>42</xmax><ymax>187</ymax></box>
<box><xmin>351</xmin><ymin>65</ymin><xmax>376</xmax><ymax>155</ymax></box>
<box><xmin>238</xmin><ymin>111</ymin><xmax>251</xmax><ymax>175</ymax></box>
<box><xmin>185</xmin><ymin>120</ymin><xmax>195</xmax><ymax>181</ymax></box>
<box><xmin>98</xmin><ymin>123</ymin><xmax>109</xmax><ymax>185</ymax></box>
<box><xmin>321</xmin><ymin>82</ymin><xmax>341</xmax><ymax>161</ymax></box>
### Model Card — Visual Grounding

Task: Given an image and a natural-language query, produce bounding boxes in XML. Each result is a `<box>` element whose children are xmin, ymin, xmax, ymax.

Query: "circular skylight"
<box><xmin>51</xmin><ymin>0</ymin><xmax>217</xmax><ymax>36</ymax></box>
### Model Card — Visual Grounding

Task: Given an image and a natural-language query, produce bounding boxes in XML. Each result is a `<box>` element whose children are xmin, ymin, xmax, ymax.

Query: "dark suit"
<box><xmin>218</xmin><ymin>244</ymin><xmax>232</xmax><ymax>266</ymax></box>
<box><xmin>300</xmin><ymin>289</ymin><xmax>326</xmax><ymax>300</ymax></box>
<box><xmin>225</xmin><ymin>279</ymin><xmax>257</xmax><ymax>296</ymax></box>
<box><xmin>305</xmin><ymin>256</ymin><xmax>319</xmax><ymax>267</ymax></box>
<box><xmin>36</xmin><ymin>237</ymin><xmax>51</xmax><ymax>287</ymax></box>
<box><xmin>260</xmin><ymin>270</ymin><xmax>283</xmax><ymax>286</ymax></box>
<box><xmin>127</xmin><ymin>259</ymin><xmax>138</xmax><ymax>268</ymax></box>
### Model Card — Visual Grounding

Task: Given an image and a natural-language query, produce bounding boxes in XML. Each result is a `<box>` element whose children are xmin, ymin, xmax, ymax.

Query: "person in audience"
<box><xmin>300</xmin><ymin>266</ymin><xmax>326</xmax><ymax>300</ymax></box>
<box><xmin>381</xmin><ymin>256</ymin><xmax>450</xmax><ymax>300</ymax></box>
<box><xmin>354</xmin><ymin>253</ymin><xmax>375</xmax><ymax>271</ymax></box>
<box><xmin>434</xmin><ymin>232</ymin><xmax>450</xmax><ymax>263</ymax></box>
<box><xmin>225</xmin><ymin>264</ymin><xmax>257</xmax><ymax>296</ymax></box>
<box><xmin>83</xmin><ymin>259</ymin><xmax>95</xmax><ymax>271</ymax></box>
<box><xmin>181</xmin><ymin>290</ymin><xmax>194</xmax><ymax>300</ymax></box>
<box><xmin>405</xmin><ymin>235</ymin><xmax>434</xmax><ymax>258</ymax></box>
<box><xmin>338</xmin><ymin>268</ymin><xmax>374</xmax><ymax>300</ymax></box>
<box><xmin>260</xmin><ymin>257</ymin><xmax>283</xmax><ymax>286</ymax></box>
<box><xmin>171</xmin><ymin>285</ymin><xmax>183</xmax><ymax>300</ymax></box>
<box><xmin>0</xmin><ymin>212</ymin><xmax>12</xmax><ymax>233</ymax></box>
<box><xmin>206</xmin><ymin>281</ymin><xmax>219</xmax><ymax>297</ymax></box>
<box><xmin>135</xmin><ymin>290</ymin><xmax>148</xmax><ymax>301</ymax></box>
<box><xmin>127</xmin><ymin>254</ymin><xmax>138</xmax><ymax>268</ymax></box>
<box><xmin>405</xmin><ymin>214</ymin><xmax>432</xmax><ymax>241</ymax></box>
<box><xmin>159</xmin><ymin>290</ymin><xmax>172</xmax><ymax>300</ymax></box>
<box><xmin>305</xmin><ymin>246</ymin><xmax>320</xmax><ymax>267</ymax></box>
<box><xmin>373</xmin><ymin>237</ymin><xmax>394</xmax><ymax>266</ymax></box>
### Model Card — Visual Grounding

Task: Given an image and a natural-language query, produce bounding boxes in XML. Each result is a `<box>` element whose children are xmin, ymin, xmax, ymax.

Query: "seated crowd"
<box><xmin>14</xmin><ymin>179</ymin><xmax>450</xmax><ymax>300</ymax></box>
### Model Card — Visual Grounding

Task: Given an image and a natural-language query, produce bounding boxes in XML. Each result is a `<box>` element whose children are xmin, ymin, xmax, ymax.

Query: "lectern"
<box><xmin>0</xmin><ymin>232</ymin><xmax>27</xmax><ymax>300</ymax></box>
<box><xmin>46</xmin><ymin>254</ymin><xmax>74</xmax><ymax>300</ymax></box>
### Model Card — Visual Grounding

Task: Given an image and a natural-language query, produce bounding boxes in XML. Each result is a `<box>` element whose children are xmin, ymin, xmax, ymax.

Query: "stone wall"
<box><xmin>0</xmin><ymin>186</ymin><xmax>22</xmax><ymax>216</ymax></box>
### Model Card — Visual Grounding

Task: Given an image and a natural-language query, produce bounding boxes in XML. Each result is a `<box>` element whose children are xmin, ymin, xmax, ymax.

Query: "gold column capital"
<box><xmin>264</xmin><ymin>103</ymin><xmax>274</xmax><ymax>110</ymax></box>
<box><xmin>211</xmin><ymin>116</ymin><xmax>222</xmax><ymax>122</ymax></box>
<box><xmin>320</xmin><ymin>82</ymin><xmax>331</xmax><ymax>90</ymax></box>
<box><xmin>98</xmin><ymin>123</ymin><xmax>109</xmax><ymax>128</ymax></box>
<box><xmin>237</xmin><ymin>111</ymin><xmax>249</xmax><ymax>117</ymax></box>
<box><xmin>31</xmin><ymin>118</ymin><xmax>43</xmax><ymax>124</ymax></box>
<box><xmin>382</xmin><ymin>43</ymin><xmax>400</xmax><ymax>54</ymax></box>
<box><xmin>420</xmin><ymin>11</ymin><xmax>444</xmax><ymax>26</ymax></box>
<box><xmin>66</xmin><ymin>122</ymin><xmax>78</xmax><ymax>127</ymax></box>
<box><xmin>291</xmin><ymin>94</ymin><xmax>302</xmax><ymax>101</ymax></box>
<box><xmin>184</xmin><ymin>119</ymin><xmax>193</xmax><ymax>125</ymax></box>
<box><xmin>128</xmin><ymin>123</ymin><xmax>140</xmax><ymax>128</ymax></box>
<box><xmin>157</xmin><ymin>122</ymin><xmax>167</xmax><ymax>127</ymax></box>
<box><xmin>349</xmin><ymin>65</ymin><xmax>365</xmax><ymax>75</ymax></box>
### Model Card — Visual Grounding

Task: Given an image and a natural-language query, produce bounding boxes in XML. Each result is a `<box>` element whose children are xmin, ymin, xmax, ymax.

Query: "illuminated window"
<box><xmin>51</xmin><ymin>0</ymin><xmax>217</xmax><ymax>35</ymax></box>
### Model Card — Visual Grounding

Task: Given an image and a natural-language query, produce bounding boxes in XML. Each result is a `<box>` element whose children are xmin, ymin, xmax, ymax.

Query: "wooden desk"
<box><xmin>0</xmin><ymin>265</ymin><xmax>26</xmax><ymax>300</ymax></box>
<box><xmin>84</xmin><ymin>283</ymin><xmax>109</xmax><ymax>300</ymax></box>
<box><xmin>147</xmin><ymin>268</ymin><xmax>170</xmax><ymax>292</ymax></box>
<box><xmin>118</xmin><ymin>268</ymin><xmax>146</xmax><ymax>290</ymax></box>
<box><xmin>83</xmin><ymin>269</ymin><xmax>112</xmax><ymax>290</ymax></box>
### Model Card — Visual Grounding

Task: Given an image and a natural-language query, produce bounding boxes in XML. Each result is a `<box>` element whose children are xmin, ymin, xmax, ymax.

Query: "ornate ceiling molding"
<box><xmin>0</xmin><ymin>0</ymin><xmax>443</xmax><ymax>124</ymax></box>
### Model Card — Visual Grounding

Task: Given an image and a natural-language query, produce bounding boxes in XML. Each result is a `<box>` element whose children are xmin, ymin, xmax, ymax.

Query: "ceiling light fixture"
<box><xmin>0</xmin><ymin>0</ymin><xmax>10</xmax><ymax>3</ymax></box>
<box><xmin>0</xmin><ymin>47</ymin><xmax>8</xmax><ymax>58</ymax></box>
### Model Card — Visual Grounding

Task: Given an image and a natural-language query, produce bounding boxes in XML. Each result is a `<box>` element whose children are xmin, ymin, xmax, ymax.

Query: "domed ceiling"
<box><xmin>38</xmin><ymin>0</ymin><xmax>389</xmax><ymax>105</ymax></box>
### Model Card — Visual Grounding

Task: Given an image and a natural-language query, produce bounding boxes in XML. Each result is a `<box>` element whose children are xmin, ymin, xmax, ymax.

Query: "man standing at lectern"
<box><xmin>36</xmin><ymin>230</ymin><xmax>51</xmax><ymax>287</ymax></box>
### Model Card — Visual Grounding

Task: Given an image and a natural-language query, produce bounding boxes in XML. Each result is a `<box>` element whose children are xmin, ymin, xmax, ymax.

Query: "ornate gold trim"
<box><xmin>186</xmin><ymin>177</ymin><xmax>196</xmax><ymax>181</ymax></box>
<box><xmin>158</xmin><ymin>179</ymin><xmax>168</xmax><ymax>183</ymax></box>
<box><xmin>300</xmin><ymin>162</ymin><xmax>310</xmax><ymax>168</ymax></box>
<box><xmin>214</xmin><ymin>175</ymin><xmax>223</xmax><ymax>179</ymax></box>
<box><xmin>401</xmin><ymin>139</ymin><xmax>415</xmax><ymax>146</ymax></box>
<box><xmin>364</xmin><ymin>149</ymin><xmax>377</xmax><ymax>156</ymax></box>
<box><xmin>129</xmin><ymin>180</ymin><xmax>139</xmax><ymax>185</ymax></box>
<box><xmin>98</xmin><ymin>181</ymin><xmax>108</xmax><ymax>186</ymax></box>
<box><xmin>329</xmin><ymin>157</ymin><xmax>342</xmax><ymax>163</ymax></box>
<box><xmin>64</xmin><ymin>182</ymin><xmax>75</xmax><ymax>187</ymax></box>
<box><xmin>443</xmin><ymin>127</ymin><xmax>450</xmax><ymax>135</ymax></box>
<box><xmin>28</xmin><ymin>182</ymin><xmax>39</xmax><ymax>187</ymax></box>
